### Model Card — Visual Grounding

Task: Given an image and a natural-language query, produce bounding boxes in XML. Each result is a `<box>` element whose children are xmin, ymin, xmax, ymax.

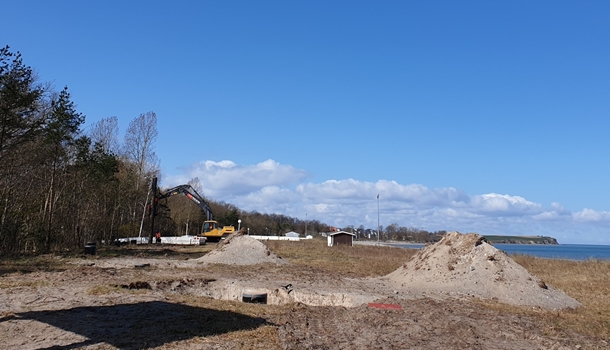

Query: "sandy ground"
<box><xmin>0</xmin><ymin>233</ymin><xmax>606</xmax><ymax>349</ymax></box>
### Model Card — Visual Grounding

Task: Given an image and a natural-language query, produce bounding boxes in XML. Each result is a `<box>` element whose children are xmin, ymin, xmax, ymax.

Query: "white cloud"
<box><xmin>532</xmin><ymin>211</ymin><xmax>561</xmax><ymax>220</ymax></box>
<box><xmin>296</xmin><ymin>179</ymin><xmax>469</xmax><ymax>208</ymax></box>
<box><xmin>163</xmin><ymin>159</ymin><xmax>310</xmax><ymax>197</ymax></box>
<box><xmin>470</xmin><ymin>193</ymin><xmax>543</xmax><ymax>215</ymax></box>
<box><xmin>532</xmin><ymin>203</ymin><xmax>571</xmax><ymax>221</ymax></box>
<box><xmin>162</xmin><ymin>159</ymin><xmax>610</xmax><ymax>244</ymax></box>
<box><xmin>573</xmin><ymin>208</ymin><xmax>610</xmax><ymax>222</ymax></box>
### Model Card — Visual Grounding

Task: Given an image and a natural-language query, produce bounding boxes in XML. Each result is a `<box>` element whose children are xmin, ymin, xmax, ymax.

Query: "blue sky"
<box><xmin>3</xmin><ymin>1</ymin><xmax>610</xmax><ymax>244</ymax></box>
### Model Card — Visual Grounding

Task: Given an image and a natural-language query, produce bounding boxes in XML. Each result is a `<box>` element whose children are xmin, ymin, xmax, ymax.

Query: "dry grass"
<box><xmin>4</xmin><ymin>241</ymin><xmax>609</xmax><ymax>343</ymax></box>
<box><xmin>86</xmin><ymin>283</ymin><xmax>154</xmax><ymax>296</ymax></box>
<box><xmin>86</xmin><ymin>284</ymin><xmax>124</xmax><ymax>295</ymax></box>
<box><xmin>162</xmin><ymin>294</ymin><xmax>285</xmax><ymax>349</ymax></box>
<box><xmin>0</xmin><ymin>254</ymin><xmax>70</xmax><ymax>276</ymax></box>
<box><xmin>265</xmin><ymin>241</ymin><xmax>610</xmax><ymax>339</ymax></box>
<box><xmin>185</xmin><ymin>326</ymin><xmax>280</xmax><ymax>350</ymax></box>
<box><xmin>510</xmin><ymin>255</ymin><xmax>610</xmax><ymax>339</ymax></box>
<box><xmin>477</xmin><ymin>255</ymin><xmax>610</xmax><ymax>340</ymax></box>
<box><xmin>97</xmin><ymin>243</ymin><xmax>215</xmax><ymax>259</ymax></box>
<box><xmin>0</xmin><ymin>280</ymin><xmax>50</xmax><ymax>289</ymax></box>
<box><xmin>264</xmin><ymin>239</ymin><xmax>417</xmax><ymax>277</ymax></box>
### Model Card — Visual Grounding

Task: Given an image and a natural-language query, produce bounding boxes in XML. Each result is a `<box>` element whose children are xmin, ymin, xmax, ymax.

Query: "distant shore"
<box><xmin>353</xmin><ymin>240</ymin><xmax>425</xmax><ymax>247</ymax></box>
<box><xmin>483</xmin><ymin>235</ymin><xmax>559</xmax><ymax>245</ymax></box>
<box><xmin>354</xmin><ymin>235</ymin><xmax>559</xmax><ymax>246</ymax></box>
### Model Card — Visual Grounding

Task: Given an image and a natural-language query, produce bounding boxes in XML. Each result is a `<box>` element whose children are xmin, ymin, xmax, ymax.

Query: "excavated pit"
<box><xmin>109</xmin><ymin>232</ymin><xmax>580</xmax><ymax>310</ymax></box>
<box><xmin>92</xmin><ymin>234</ymin><xmax>384</xmax><ymax>308</ymax></box>
<box><xmin>148</xmin><ymin>278</ymin><xmax>380</xmax><ymax>307</ymax></box>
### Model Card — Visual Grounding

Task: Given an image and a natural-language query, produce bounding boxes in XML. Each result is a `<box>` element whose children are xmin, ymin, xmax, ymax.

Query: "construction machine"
<box><xmin>158</xmin><ymin>185</ymin><xmax>235</xmax><ymax>242</ymax></box>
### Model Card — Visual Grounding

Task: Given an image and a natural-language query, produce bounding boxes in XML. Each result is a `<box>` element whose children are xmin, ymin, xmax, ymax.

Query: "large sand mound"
<box><xmin>195</xmin><ymin>234</ymin><xmax>287</xmax><ymax>265</ymax></box>
<box><xmin>385</xmin><ymin>231</ymin><xmax>580</xmax><ymax>309</ymax></box>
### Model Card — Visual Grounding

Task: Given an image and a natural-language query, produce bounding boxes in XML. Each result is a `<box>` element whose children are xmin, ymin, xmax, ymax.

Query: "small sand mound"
<box><xmin>385</xmin><ymin>231</ymin><xmax>580</xmax><ymax>309</ymax></box>
<box><xmin>196</xmin><ymin>234</ymin><xmax>287</xmax><ymax>265</ymax></box>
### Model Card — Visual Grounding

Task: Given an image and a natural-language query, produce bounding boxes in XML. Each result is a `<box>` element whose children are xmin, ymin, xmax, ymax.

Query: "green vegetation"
<box><xmin>0</xmin><ymin>45</ymin><xmax>158</xmax><ymax>255</ymax></box>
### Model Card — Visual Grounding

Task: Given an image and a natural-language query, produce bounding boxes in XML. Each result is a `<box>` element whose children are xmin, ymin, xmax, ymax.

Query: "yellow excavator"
<box><xmin>202</xmin><ymin>220</ymin><xmax>235</xmax><ymax>241</ymax></box>
<box><xmin>158</xmin><ymin>185</ymin><xmax>235</xmax><ymax>242</ymax></box>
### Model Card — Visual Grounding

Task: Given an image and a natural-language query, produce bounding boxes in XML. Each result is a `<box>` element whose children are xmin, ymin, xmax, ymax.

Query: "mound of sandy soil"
<box><xmin>195</xmin><ymin>234</ymin><xmax>287</xmax><ymax>265</ymax></box>
<box><xmin>385</xmin><ymin>231</ymin><xmax>580</xmax><ymax>309</ymax></box>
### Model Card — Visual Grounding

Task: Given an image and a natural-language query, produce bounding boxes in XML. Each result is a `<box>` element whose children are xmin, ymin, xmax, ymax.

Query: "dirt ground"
<box><xmin>0</xmin><ymin>237</ymin><xmax>607</xmax><ymax>349</ymax></box>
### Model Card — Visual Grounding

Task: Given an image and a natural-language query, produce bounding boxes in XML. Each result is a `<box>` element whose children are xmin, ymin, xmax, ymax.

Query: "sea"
<box><xmin>394</xmin><ymin>243</ymin><xmax>610</xmax><ymax>261</ymax></box>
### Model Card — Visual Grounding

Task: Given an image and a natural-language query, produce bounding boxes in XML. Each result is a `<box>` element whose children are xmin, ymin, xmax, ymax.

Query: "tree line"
<box><xmin>0</xmin><ymin>46</ymin><xmax>159</xmax><ymax>255</ymax></box>
<box><xmin>0</xmin><ymin>46</ymin><xmax>331</xmax><ymax>254</ymax></box>
<box><xmin>0</xmin><ymin>46</ymin><xmax>446</xmax><ymax>255</ymax></box>
<box><xmin>158</xmin><ymin>185</ymin><xmax>332</xmax><ymax>238</ymax></box>
<box><xmin>340</xmin><ymin>224</ymin><xmax>445</xmax><ymax>242</ymax></box>
<box><xmin>163</xmin><ymin>190</ymin><xmax>446</xmax><ymax>243</ymax></box>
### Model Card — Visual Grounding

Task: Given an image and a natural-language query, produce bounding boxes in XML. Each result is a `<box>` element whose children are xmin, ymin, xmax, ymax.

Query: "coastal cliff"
<box><xmin>483</xmin><ymin>235</ymin><xmax>558</xmax><ymax>245</ymax></box>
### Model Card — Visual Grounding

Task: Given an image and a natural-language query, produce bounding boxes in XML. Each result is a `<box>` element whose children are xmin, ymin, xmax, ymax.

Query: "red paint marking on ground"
<box><xmin>368</xmin><ymin>303</ymin><xmax>403</xmax><ymax>310</ymax></box>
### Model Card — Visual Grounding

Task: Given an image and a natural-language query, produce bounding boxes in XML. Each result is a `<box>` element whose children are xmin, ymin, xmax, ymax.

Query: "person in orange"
<box><xmin>155</xmin><ymin>231</ymin><xmax>161</xmax><ymax>244</ymax></box>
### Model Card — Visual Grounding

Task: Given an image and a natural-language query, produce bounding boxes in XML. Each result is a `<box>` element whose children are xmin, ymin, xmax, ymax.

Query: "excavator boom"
<box><xmin>159</xmin><ymin>185</ymin><xmax>213</xmax><ymax>220</ymax></box>
<box><xmin>158</xmin><ymin>184</ymin><xmax>235</xmax><ymax>241</ymax></box>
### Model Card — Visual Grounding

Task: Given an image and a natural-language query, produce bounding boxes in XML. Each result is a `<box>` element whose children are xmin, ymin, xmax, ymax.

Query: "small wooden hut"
<box><xmin>327</xmin><ymin>231</ymin><xmax>356</xmax><ymax>246</ymax></box>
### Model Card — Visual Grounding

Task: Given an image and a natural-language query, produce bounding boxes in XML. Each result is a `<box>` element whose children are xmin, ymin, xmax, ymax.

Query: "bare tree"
<box><xmin>188</xmin><ymin>177</ymin><xmax>203</xmax><ymax>194</ymax></box>
<box><xmin>123</xmin><ymin>111</ymin><xmax>158</xmax><ymax>184</ymax></box>
<box><xmin>89</xmin><ymin>116</ymin><xmax>119</xmax><ymax>154</ymax></box>
<box><xmin>123</xmin><ymin>112</ymin><xmax>159</xmax><ymax>223</ymax></box>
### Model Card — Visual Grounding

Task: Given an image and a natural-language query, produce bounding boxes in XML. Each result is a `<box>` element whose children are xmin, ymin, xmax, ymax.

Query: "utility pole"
<box><xmin>377</xmin><ymin>194</ymin><xmax>380</xmax><ymax>245</ymax></box>
<box><xmin>149</xmin><ymin>177</ymin><xmax>158</xmax><ymax>244</ymax></box>
<box><xmin>138</xmin><ymin>180</ymin><xmax>152</xmax><ymax>239</ymax></box>
<box><xmin>305</xmin><ymin>213</ymin><xmax>308</xmax><ymax>236</ymax></box>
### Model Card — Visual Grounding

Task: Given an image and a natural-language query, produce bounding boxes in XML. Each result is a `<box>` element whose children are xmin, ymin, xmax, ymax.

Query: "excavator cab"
<box><xmin>202</xmin><ymin>220</ymin><xmax>235</xmax><ymax>242</ymax></box>
<box><xmin>203</xmin><ymin>220</ymin><xmax>217</xmax><ymax>233</ymax></box>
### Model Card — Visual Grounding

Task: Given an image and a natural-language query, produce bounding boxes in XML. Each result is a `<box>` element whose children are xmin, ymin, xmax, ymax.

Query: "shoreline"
<box><xmin>354</xmin><ymin>240</ymin><xmax>561</xmax><ymax>247</ymax></box>
<box><xmin>353</xmin><ymin>240</ymin><xmax>425</xmax><ymax>247</ymax></box>
<box><xmin>354</xmin><ymin>240</ymin><xmax>610</xmax><ymax>261</ymax></box>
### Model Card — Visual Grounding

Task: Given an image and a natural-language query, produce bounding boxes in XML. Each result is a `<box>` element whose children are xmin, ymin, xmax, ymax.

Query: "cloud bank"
<box><xmin>163</xmin><ymin>159</ymin><xmax>610</xmax><ymax>244</ymax></box>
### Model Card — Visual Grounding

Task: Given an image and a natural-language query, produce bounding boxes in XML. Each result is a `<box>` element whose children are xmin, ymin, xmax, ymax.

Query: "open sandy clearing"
<box><xmin>0</xmin><ymin>233</ymin><xmax>604</xmax><ymax>349</ymax></box>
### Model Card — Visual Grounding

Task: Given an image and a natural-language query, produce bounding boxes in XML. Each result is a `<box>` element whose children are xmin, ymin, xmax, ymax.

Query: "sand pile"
<box><xmin>195</xmin><ymin>233</ymin><xmax>287</xmax><ymax>265</ymax></box>
<box><xmin>385</xmin><ymin>231</ymin><xmax>580</xmax><ymax>309</ymax></box>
